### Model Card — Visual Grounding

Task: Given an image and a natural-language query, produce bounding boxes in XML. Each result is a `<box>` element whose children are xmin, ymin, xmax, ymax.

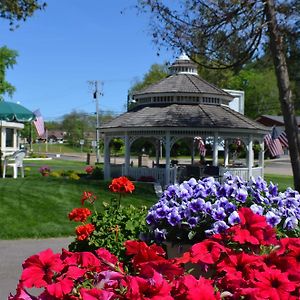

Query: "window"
<box><xmin>6</xmin><ymin>128</ymin><xmax>14</xmax><ymax>147</ymax></box>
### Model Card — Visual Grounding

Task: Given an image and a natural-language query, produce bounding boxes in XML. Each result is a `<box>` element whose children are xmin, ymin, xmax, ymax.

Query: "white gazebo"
<box><xmin>100</xmin><ymin>54</ymin><xmax>269</xmax><ymax>187</ymax></box>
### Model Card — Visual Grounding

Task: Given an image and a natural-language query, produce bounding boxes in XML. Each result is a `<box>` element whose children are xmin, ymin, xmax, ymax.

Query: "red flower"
<box><xmin>85</xmin><ymin>165</ymin><xmax>94</xmax><ymax>174</ymax></box>
<box><xmin>252</xmin><ymin>268</ymin><xmax>297</xmax><ymax>299</ymax></box>
<box><xmin>46</xmin><ymin>277</ymin><xmax>74</xmax><ymax>298</ymax></box>
<box><xmin>21</xmin><ymin>248</ymin><xmax>64</xmax><ymax>288</ymax></box>
<box><xmin>80</xmin><ymin>287</ymin><xmax>115</xmax><ymax>300</ymax></box>
<box><xmin>172</xmin><ymin>274</ymin><xmax>220</xmax><ymax>300</ymax></box>
<box><xmin>125</xmin><ymin>240</ymin><xmax>166</xmax><ymax>268</ymax></box>
<box><xmin>68</xmin><ymin>207</ymin><xmax>92</xmax><ymax>222</ymax></box>
<box><xmin>75</xmin><ymin>223</ymin><xmax>95</xmax><ymax>241</ymax></box>
<box><xmin>227</xmin><ymin>207</ymin><xmax>277</xmax><ymax>247</ymax></box>
<box><xmin>190</xmin><ymin>240</ymin><xmax>227</xmax><ymax>264</ymax></box>
<box><xmin>109</xmin><ymin>176</ymin><xmax>135</xmax><ymax>194</ymax></box>
<box><xmin>126</xmin><ymin>269</ymin><xmax>173</xmax><ymax>300</ymax></box>
<box><xmin>81</xmin><ymin>191</ymin><xmax>97</xmax><ymax>205</ymax></box>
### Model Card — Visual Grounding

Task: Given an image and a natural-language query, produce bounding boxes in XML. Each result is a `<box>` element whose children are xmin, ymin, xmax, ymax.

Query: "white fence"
<box><xmin>219</xmin><ymin>166</ymin><xmax>263</xmax><ymax>181</ymax></box>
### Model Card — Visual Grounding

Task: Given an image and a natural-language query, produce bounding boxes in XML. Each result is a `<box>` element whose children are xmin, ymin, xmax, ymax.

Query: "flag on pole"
<box><xmin>278</xmin><ymin>131</ymin><xmax>289</xmax><ymax>148</ymax></box>
<box><xmin>195</xmin><ymin>137</ymin><xmax>206</xmax><ymax>157</ymax></box>
<box><xmin>264</xmin><ymin>127</ymin><xmax>284</xmax><ymax>157</ymax></box>
<box><xmin>33</xmin><ymin>109</ymin><xmax>45</xmax><ymax>137</ymax></box>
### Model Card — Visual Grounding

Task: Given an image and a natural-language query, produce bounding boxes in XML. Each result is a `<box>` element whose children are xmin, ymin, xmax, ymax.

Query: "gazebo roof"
<box><xmin>101</xmin><ymin>104</ymin><xmax>268</xmax><ymax>132</ymax></box>
<box><xmin>132</xmin><ymin>73</ymin><xmax>231</xmax><ymax>98</ymax></box>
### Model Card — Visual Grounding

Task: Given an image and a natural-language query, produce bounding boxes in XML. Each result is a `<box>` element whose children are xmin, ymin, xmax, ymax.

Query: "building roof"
<box><xmin>132</xmin><ymin>73</ymin><xmax>231</xmax><ymax>98</ymax></box>
<box><xmin>101</xmin><ymin>104</ymin><xmax>268</xmax><ymax>132</ymax></box>
<box><xmin>256</xmin><ymin>115</ymin><xmax>300</xmax><ymax>127</ymax></box>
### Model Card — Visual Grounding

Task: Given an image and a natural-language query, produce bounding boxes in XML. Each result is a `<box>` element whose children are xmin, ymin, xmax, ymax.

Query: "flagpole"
<box><xmin>30</xmin><ymin>122</ymin><xmax>33</xmax><ymax>152</ymax></box>
<box><xmin>45</xmin><ymin>128</ymin><xmax>48</xmax><ymax>153</ymax></box>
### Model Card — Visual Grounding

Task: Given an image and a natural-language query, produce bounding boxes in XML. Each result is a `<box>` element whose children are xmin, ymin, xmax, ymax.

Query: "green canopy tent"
<box><xmin>0</xmin><ymin>101</ymin><xmax>36</xmax><ymax>176</ymax></box>
<box><xmin>0</xmin><ymin>101</ymin><xmax>35</xmax><ymax>122</ymax></box>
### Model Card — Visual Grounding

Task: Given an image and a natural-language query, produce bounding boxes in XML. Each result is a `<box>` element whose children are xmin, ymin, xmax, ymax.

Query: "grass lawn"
<box><xmin>0</xmin><ymin>175</ymin><xmax>157</xmax><ymax>240</ymax></box>
<box><xmin>264</xmin><ymin>174</ymin><xmax>294</xmax><ymax>191</ymax></box>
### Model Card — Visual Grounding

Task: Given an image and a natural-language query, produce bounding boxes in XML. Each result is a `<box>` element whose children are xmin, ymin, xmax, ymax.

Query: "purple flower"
<box><xmin>283</xmin><ymin>216</ymin><xmax>298</xmax><ymax>230</ymax></box>
<box><xmin>268</xmin><ymin>182</ymin><xmax>278</xmax><ymax>197</ymax></box>
<box><xmin>266</xmin><ymin>211</ymin><xmax>281</xmax><ymax>227</ymax></box>
<box><xmin>228</xmin><ymin>211</ymin><xmax>240</xmax><ymax>225</ymax></box>
<box><xmin>225</xmin><ymin>202</ymin><xmax>236</xmax><ymax>214</ymax></box>
<box><xmin>154</xmin><ymin>228</ymin><xmax>167</xmax><ymax>242</ymax></box>
<box><xmin>167</xmin><ymin>210</ymin><xmax>181</xmax><ymax>226</ymax></box>
<box><xmin>212</xmin><ymin>207</ymin><xmax>226</xmax><ymax>221</ymax></box>
<box><xmin>235</xmin><ymin>188</ymin><xmax>248</xmax><ymax>203</ymax></box>
<box><xmin>187</xmin><ymin>216</ymin><xmax>198</xmax><ymax>228</ymax></box>
<box><xmin>212</xmin><ymin>221</ymin><xmax>229</xmax><ymax>233</ymax></box>
<box><xmin>189</xmin><ymin>199</ymin><xmax>205</xmax><ymax>213</ymax></box>
<box><xmin>155</xmin><ymin>205</ymin><xmax>169</xmax><ymax>219</ymax></box>
<box><xmin>187</xmin><ymin>177</ymin><xmax>198</xmax><ymax>187</ymax></box>
<box><xmin>146</xmin><ymin>213</ymin><xmax>157</xmax><ymax>226</ymax></box>
<box><xmin>250</xmin><ymin>204</ymin><xmax>264</xmax><ymax>216</ymax></box>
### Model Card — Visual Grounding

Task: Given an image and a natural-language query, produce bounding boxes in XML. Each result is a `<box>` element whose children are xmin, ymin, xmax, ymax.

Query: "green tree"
<box><xmin>136</xmin><ymin>0</ymin><xmax>300</xmax><ymax>191</ymax></box>
<box><xmin>0</xmin><ymin>46</ymin><xmax>18</xmax><ymax>100</ymax></box>
<box><xmin>0</xmin><ymin>0</ymin><xmax>46</xmax><ymax>29</ymax></box>
<box><xmin>130</xmin><ymin>63</ymin><xmax>169</xmax><ymax>93</ymax></box>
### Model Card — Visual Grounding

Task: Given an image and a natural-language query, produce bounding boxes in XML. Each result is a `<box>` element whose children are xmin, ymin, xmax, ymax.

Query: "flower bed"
<box><xmin>8</xmin><ymin>175</ymin><xmax>300</xmax><ymax>299</ymax></box>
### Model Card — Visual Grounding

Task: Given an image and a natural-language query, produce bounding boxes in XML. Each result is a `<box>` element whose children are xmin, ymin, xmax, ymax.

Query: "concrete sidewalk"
<box><xmin>0</xmin><ymin>237</ymin><xmax>73</xmax><ymax>299</ymax></box>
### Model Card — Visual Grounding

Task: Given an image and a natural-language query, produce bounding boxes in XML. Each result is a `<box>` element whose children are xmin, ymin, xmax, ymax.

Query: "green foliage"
<box><xmin>0</xmin><ymin>46</ymin><xmax>18</xmax><ymax>99</ymax></box>
<box><xmin>0</xmin><ymin>0</ymin><xmax>46</xmax><ymax>29</ymax></box>
<box><xmin>90</xmin><ymin>166</ymin><xmax>103</xmax><ymax>180</ymax></box>
<box><xmin>130</xmin><ymin>63</ymin><xmax>169</xmax><ymax>93</ymax></box>
<box><xmin>69</xmin><ymin>200</ymin><xmax>148</xmax><ymax>261</ymax></box>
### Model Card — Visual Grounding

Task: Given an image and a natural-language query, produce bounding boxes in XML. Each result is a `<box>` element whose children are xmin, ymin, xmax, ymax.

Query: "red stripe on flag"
<box><xmin>278</xmin><ymin>131</ymin><xmax>288</xmax><ymax>148</ymax></box>
<box><xmin>33</xmin><ymin>109</ymin><xmax>45</xmax><ymax>137</ymax></box>
<box><xmin>264</xmin><ymin>134</ymin><xmax>284</xmax><ymax>157</ymax></box>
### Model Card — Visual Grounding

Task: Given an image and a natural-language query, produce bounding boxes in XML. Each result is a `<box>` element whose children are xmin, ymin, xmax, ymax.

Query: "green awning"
<box><xmin>0</xmin><ymin>101</ymin><xmax>35</xmax><ymax>122</ymax></box>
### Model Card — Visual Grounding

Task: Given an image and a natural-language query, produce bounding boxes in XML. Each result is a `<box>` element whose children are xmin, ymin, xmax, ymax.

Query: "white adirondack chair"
<box><xmin>2</xmin><ymin>149</ymin><xmax>26</xmax><ymax>179</ymax></box>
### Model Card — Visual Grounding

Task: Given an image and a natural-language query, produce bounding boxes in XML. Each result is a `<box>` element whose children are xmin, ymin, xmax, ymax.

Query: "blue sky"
<box><xmin>0</xmin><ymin>0</ymin><xmax>174</xmax><ymax>120</ymax></box>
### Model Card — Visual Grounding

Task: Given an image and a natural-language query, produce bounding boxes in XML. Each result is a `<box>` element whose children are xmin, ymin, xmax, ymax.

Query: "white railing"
<box><xmin>220</xmin><ymin>166</ymin><xmax>263</xmax><ymax>181</ymax></box>
<box><xmin>109</xmin><ymin>164</ymin><xmax>177</xmax><ymax>187</ymax></box>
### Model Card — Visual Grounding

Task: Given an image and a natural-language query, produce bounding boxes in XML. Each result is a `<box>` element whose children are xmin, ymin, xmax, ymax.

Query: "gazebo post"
<box><xmin>103</xmin><ymin>135</ymin><xmax>111</xmax><ymax>180</ymax></box>
<box><xmin>259</xmin><ymin>139</ymin><xmax>265</xmax><ymax>177</ymax></box>
<box><xmin>213</xmin><ymin>132</ymin><xmax>219</xmax><ymax>166</ymax></box>
<box><xmin>124</xmin><ymin>133</ymin><xmax>130</xmax><ymax>175</ymax></box>
<box><xmin>247</xmin><ymin>135</ymin><xmax>254</xmax><ymax>179</ymax></box>
<box><xmin>224</xmin><ymin>139</ymin><xmax>229</xmax><ymax>167</ymax></box>
<box><xmin>155</xmin><ymin>139</ymin><xmax>160</xmax><ymax>166</ymax></box>
<box><xmin>191</xmin><ymin>139</ymin><xmax>195</xmax><ymax>165</ymax></box>
<box><xmin>165</xmin><ymin>132</ymin><xmax>171</xmax><ymax>186</ymax></box>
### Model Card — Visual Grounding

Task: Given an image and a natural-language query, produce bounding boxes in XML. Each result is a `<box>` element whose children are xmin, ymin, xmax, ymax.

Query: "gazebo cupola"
<box><xmin>130</xmin><ymin>54</ymin><xmax>233</xmax><ymax>109</ymax></box>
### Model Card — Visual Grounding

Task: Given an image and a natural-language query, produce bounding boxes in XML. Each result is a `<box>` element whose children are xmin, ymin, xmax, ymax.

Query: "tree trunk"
<box><xmin>265</xmin><ymin>0</ymin><xmax>300</xmax><ymax>191</ymax></box>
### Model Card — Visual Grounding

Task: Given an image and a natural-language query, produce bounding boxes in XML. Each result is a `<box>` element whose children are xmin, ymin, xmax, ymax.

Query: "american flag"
<box><xmin>264</xmin><ymin>133</ymin><xmax>284</xmax><ymax>157</ymax></box>
<box><xmin>33</xmin><ymin>109</ymin><xmax>45</xmax><ymax>137</ymax></box>
<box><xmin>195</xmin><ymin>137</ymin><xmax>206</xmax><ymax>157</ymax></box>
<box><xmin>278</xmin><ymin>131</ymin><xmax>289</xmax><ymax>148</ymax></box>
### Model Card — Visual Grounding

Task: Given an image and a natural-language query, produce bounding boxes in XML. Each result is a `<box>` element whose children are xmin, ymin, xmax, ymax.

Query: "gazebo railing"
<box><xmin>219</xmin><ymin>166</ymin><xmax>263</xmax><ymax>181</ymax></box>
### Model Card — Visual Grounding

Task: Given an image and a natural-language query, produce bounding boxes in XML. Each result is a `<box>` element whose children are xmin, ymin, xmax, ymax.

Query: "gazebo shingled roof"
<box><xmin>101</xmin><ymin>104</ymin><xmax>267</xmax><ymax>132</ymax></box>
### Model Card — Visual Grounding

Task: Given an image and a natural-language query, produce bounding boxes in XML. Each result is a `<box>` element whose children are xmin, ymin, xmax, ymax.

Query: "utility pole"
<box><xmin>88</xmin><ymin>80</ymin><xmax>103</xmax><ymax>164</ymax></box>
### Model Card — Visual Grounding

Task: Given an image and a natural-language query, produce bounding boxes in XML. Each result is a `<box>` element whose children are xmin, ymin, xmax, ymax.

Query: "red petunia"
<box><xmin>172</xmin><ymin>274</ymin><xmax>221</xmax><ymax>300</ymax></box>
<box><xmin>81</xmin><ymin>191</ymin><xmax>97</xmax><ymax>205</ymax></box>
<box><xmin>252</xmin><ymin>268</ymin><xmax>297</xmax><ymax>299</ymax></box>
<box><xmin>21</xmin><ymin>248</ymin><xmax>64</xmax><ymax>288</ymax></box>
<box><xmin>80</xmin><ymin>287</ymin><xmax>115</xmax><ymax>300</ymax></box>
<box><xmin>227</xmin><ymin>207</ymin><xmax>277</xmax><ymax>247</ymax></box>
<box><xmin>46</xmin><ymin>277</ymin><xmax>74</xmax><ymax>298</ymax></box>
<box><xmin>109</xmin><ymin>176</ymin><xmax>135</xmax><ymax>194</ymax></box>
<box><xmin>190</xmin><ymin>240</ymin><xmax>227</xmax><ymax>265</ymax></box>
<box><xmin>75</xmin><ymin>223</ymin><xmax>95</xmax><ymax>241</ymax></box>
<box><xmin>68</xmin><ymin>207</ymin><xmax>92</xmax><ymax>222</ymax></box>
<box><xmin>125</xmin><ymin>240</ymin><xmax>166</xmax><ymax>268</ymax></box>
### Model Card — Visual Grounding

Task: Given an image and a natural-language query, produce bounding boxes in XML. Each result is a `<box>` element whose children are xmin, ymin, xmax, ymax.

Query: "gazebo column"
<box><xmin>103</xmin><ymin>135</ymin><xmax>111</xmax><ymax>180</ymax></box>
<box><xmin>191</xmin><ymin>139</ymin><xmax>195</xmax><ymax>164</ymax></box>
<box><xmin>224</xmin><ymin>139</ymin><xmax>229</xmax><ymax>167</ymax></box>
<box><xmin>165</xmin><ymin>132</ymin><xmax>171</xmax><ymax>186</ymax></box>
<box><xmin>124</xmin><ymin>133</ymin><xmax>130</xmax><ymax>175</ymax></box>
<box><xmin>247</xmin><ymin>135</ymin><xmax>254</xmax><ymax>179</ymax></box>
<box><xmin>213</xmin><ymin>132</ymin><xmax>219</xmax><ymax>166</ymax></box>
<box><xmin>155</xmin><ymin>139</ymin><xmax>160</xmax><ymax>166</ymax></box>
<box><xmin>259</xmin><ymin>139</ymin><xmax>265</xmax><ymax>177</ymax></box>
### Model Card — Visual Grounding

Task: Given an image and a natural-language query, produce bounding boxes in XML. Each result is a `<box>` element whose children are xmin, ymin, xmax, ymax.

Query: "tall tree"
<box><xmin>0</xmin><ymin>46</ymin><xmax>18</xmax><ymax>100</ymax></box>
<box><xmin>136</xmin><ymin>0</ymin><xmax>300</xmax><ymax>190</ymax></box>
<box><xmin>0</xmin><ymin>0</ymin><xmax>46</xmax><ymax>29</ymax></box>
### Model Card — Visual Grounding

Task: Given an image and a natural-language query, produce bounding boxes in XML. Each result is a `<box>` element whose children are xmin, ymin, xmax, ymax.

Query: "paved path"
<box><xmin>0</xmin><ymin>237</ymin><xmax>73</xmax><ymax>299</ymax></box>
